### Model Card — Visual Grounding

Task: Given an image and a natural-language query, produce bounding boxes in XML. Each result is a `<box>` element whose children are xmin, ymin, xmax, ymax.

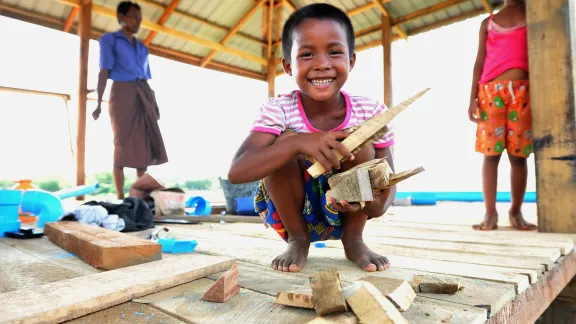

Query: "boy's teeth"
<box><xmin>311</xmin><ymin>78</ymin><xmax>334</xmax><ymax>85</ymax></box>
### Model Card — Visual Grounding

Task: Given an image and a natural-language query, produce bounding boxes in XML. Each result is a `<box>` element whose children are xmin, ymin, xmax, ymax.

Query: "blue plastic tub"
<box><xmin>0</xmin><ymin>190</ymin><xmax>23</xmax><ymax>237</ymax></box>
<box><xmin>185</xmin><ymin>196</ymin><xmax>212</xmax><ymax>216</ymax></box>
<box><xmin>235</xmin><ymin>197</ymin><xmax>258</xmax><ymax>216</ymax></box>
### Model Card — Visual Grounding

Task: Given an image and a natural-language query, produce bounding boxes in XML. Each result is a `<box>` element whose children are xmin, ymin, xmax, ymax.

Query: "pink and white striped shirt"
<box><xmin>251</xmin><ymin>90</ymin><xmax>394</xmax><ymax>148</ymax></box>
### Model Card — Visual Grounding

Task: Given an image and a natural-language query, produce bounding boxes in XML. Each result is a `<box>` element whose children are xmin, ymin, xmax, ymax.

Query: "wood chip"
<box><xmin>310</xmin><ymin>269</ymin><xmax>348</xmax><ymax>315</ymax></box>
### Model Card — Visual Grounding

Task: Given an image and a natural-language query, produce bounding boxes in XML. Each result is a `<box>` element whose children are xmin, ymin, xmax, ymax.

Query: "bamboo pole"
<box><xmin>76</xmin><ymin>0</ymin><xmax>91</xmax><ymax>199</ymax></box>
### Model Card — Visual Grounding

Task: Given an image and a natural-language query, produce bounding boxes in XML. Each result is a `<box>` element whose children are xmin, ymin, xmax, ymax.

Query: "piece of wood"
<box><xmin>527</xmin><ymin>0</ymin><xmax>576</xmax><ymax>233</ymax></box>
<box><xmin>387</xmin><ymin>167</ymin><xmax>426</xmax><ymax>187</ymax></box>
<box><xmin>345</xmin><ymin>281</ymin><xmax>408</xmax><ymax>323</ymax></box>
<box><xmin>307</xmin><ymin>313</ymin><xmax>359</xmax><ymax>323</ymax></box>
<box><xmin>411</xmin><ymin>275</ymin><xmax>462</xmax><ymax>294</ymax></box>
<box><xmin>382</xmin><ymin>13</ymin><xmax>392</xmax><ymax>107</ymax></box>
<box><xmin>487</xmin><ymin>251</ymin><xmax>576</xmax><ymax>323</ymax></box>
<box><xmin>67</xmin><ymin>301</ymin><xmax>186</xmax><ymax>323</ymax></box>
<box><xmin>276</xmin><ymin>292</ymin><xmax>315</xmax><ymax>309</ymax></box>
<box><xmin>307</xmin><ymin>88</ymin><xmax>430</xmax><ymax>178</ymax></box>
<box><xmin>359</xmin><ymin>276</ymin><xmax>416</xmax><ymax>311</ymax></box>
<box><xmin>144</xmin><ymin>277</ymin><xmax>317</xmax><ymax>323</ymax></box>
<box><xmin>143</xmin><ymin>0</ymin><xmax>181</xmax><ymax>45</ymax></box>
<box><xmin>201</xmin><ymin>263</ymin><xmax>240</xmax><ymax>303</ymax></box>
<box><xmin>44</xmin><ymin>221</ymin><xmax>162</xmax><ymax>270</ymax></box>
<box><xmin>75</xmin><ymin>0</ymin><xmax>90</xmax><ymax>198</ymax></box>
<box><xmin>326</xmin><ymin>168</ymin><xmax>373</xmax><ymax>204</ymax></box>
<box><xmin>310</xmin><ymin>269</ymin><xmax>348</xmax><ymax>315</ymax></box>
<box><xmin>0</xmin><ymin>254</ymin><xmax>235</xmax><ymax>323</ymax></box>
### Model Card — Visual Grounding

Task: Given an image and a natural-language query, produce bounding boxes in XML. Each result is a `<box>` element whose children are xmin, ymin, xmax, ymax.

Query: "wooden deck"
<box><xmin>1</xmin><ymin>203</ymin><xmax>576</xmax><ymax>323</ymax></box>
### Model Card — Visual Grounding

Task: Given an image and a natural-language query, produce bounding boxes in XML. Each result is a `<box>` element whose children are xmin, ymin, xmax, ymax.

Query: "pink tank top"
<box><xmin>479</xmin><ymin>14</ymin><xmax>528</xmax><ymax>84</ymax></box>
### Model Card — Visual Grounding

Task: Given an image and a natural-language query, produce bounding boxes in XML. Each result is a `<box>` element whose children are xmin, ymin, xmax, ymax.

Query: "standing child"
<box><xmin>468</xmin><ymin>0</ymin><xmax>536</xmax><ymax>231</ymax></box>
<box><xmin>228</xmin><ymin>3</ymin><xmax>397</xmax><ymax>273</ymax></box>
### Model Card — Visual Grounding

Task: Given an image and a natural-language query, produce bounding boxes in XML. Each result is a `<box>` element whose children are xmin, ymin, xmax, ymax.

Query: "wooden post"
<box><xmin>527</xmin><ymin>0</ymin><xmax>576</xmax><ymax>233</ymax></box>
<box><xmin>76</xmin><ymin>0</ymin><xmax>91</xmax><ymax>199</ymax></box>
<box><xmin>381</xmin><ymin>14</ymin><xmax>392</xmax><ymax>107</ymax></box>
<box><xmin>266</xmin><ymin>0</ymin><xmax>275</xmax><ymax>98</ymax></box>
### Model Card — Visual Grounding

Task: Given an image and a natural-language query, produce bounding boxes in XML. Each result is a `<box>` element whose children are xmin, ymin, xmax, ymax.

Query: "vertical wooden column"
<box><xmin>381</xmin><ymin>14</ymin><xmax>392</xmax><ymax>107</ymax></box>
<box><xmin>76</xmin><ymin>0</ymin><xmax>91</xmax><ymax>199</ymax></box>
<box><xmin>527</xmin><ymin>0</ymin><xmax>576</xmax><ymax>233</ymax></box>
<box><xmin>266</xmin><ymin>0</ymin><xmax>275</xmax><ymax>98</ymax></box>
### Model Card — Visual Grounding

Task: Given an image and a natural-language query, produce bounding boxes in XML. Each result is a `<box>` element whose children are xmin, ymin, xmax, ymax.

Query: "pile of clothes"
<box><xmin>59</xmin><ymin>197</ymin><xmax>155</xmax><ymax>232</ymax></box>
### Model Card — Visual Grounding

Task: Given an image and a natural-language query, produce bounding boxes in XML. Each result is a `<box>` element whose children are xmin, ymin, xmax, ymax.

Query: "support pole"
<box><xmin>527</xmin><ymin>0</ymin><xmax>576</xmax><ymax>232</ymax></box>
<box><xmin>76</xmin><ymin>0</ymin><xmax>91</xmax><ymax>200</ymax></box>
<box><xmin>381</xmin><ymin>14</ymin><xmax>392</xmax><ymax>107</ymax></box>
<box><xmin>266</xmin><ymin>0</ymin><xmax>275</xmax><ymax>98</ymax></box>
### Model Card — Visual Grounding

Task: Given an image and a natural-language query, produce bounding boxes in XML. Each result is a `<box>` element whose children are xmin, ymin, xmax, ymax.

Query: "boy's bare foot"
<box><xmin>472</xmin><ymin>211</ymin><xmax>499</xmax><ymax>230</ymax></box>
<box><xmin>344</xmin><ymin>239</ymin><xmax>389</xmax><ymax>272</ymax></box>
<box><xmin>272</xmin><ymin>239</ymin><xmax>310</xmax><ymax>272</ymax></box>
<box><xmin>509</xmin><ymin>210</ymin><xmax>537</xmax><ymax>230</ymax></box>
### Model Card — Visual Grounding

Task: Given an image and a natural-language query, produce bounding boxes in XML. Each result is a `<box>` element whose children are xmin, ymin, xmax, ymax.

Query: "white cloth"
<box><xmin>69</xmin><ymin>205</ymin><xmax>125</xmax><ymax>231</ymax></box>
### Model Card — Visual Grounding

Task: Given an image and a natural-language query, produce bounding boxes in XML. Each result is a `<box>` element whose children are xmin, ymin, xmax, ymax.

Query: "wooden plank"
<box><xmin>365</xmin><ymin>224</ymin><xmax>571</xmax><ymax>256</ymax></box>
<box><xmin>144</xmin><ymin>278</ymin><xmax>317</xmax><ymax>323</ymax></box>
<box><xmin>0</xmin><ymin>254</ymin><xmax>235</xmax><ymax>323</ymax></box>
<box><xmin>382</xmin><ymin>13</ymin><xmax>392</xmax><ymax>107</ymax></box>
<box><xmin>44</xmin><ymin>222</ymin><xmax>162</xmax><ymax>270</ymax></box>
<box><xmin>143</xmin><ymin>0</ymin><xmax>181</xmax><ymax>45</ymax></box>
<box><xmin>487</xmin><ymin>251</ymin><xmax>576</xmax><ymax>323</ymax></box>
<box><xmin>67</xmin><ymin>301</ymin><xmax>186</xmax><ymax>323</ymax></box>
<box><xmin>155</xmin><ymin>214</ymin><xmax>264</xmax><ymax>224</ymax></box>
<box><xmin>527</xmin><ymin>0</ymin><xmax>576</xmax><ymax>233</ymax></box>
<box><xmin>0</xmin><ymin>242</ymin><xmax>85</xmax><ymax>293</ymax></box>
<box><xmin>179</xmin><ymin>222</ymin><xmax>553</xmax><ymax>271</ymax></box>
<box><xmin>168</xmin><ymin>228</ymin><xmax>519</xmax><ymax>311</ymax></box>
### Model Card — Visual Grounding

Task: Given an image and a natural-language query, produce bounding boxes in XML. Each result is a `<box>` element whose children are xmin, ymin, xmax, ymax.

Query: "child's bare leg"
<box><xmin>263</xmin><ymin>131</ymin><xmax>310</xmax><ymax>272</ymax></box>
<box><xmin>473</xmin><ymin>155</ymin><xmax>501</xmax><ymax>230</ymax></box>
<box><xmin>508</xmin><ymin>154</ymin><xmax>537</xmax><ymax>230</ymax></box>
<box><xmin>339</xmin><ymin>145</ymin><xmax>389</xmax><ymax>272</ymax></box>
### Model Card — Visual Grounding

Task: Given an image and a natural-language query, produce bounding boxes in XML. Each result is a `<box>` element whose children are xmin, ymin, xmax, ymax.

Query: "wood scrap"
<box><xmin>307</xmin><ymin>88</ymin><xmax>430</xmax><ymax>178</ymax></box>
<box><xmin>44</xmin><ymin>221</ymin><xmax>162</xmax><ymax>270</ymax></box>
<box><xmin>326</xmin><ymin>158</ymin><xmax>424</xmax><ymax>204</ymax></box>
<box><xmin>310</xmin><ymin>269</ymin><xmax>348</xmax><ymax>315</ymax></box>
<box><xmin>201</xmin><ymin>262</ymin><xmax>240</xmax><ymax>303</ymax></box>
<box><xmin>0</xmin><ymin>254</ymin><xmax>235</xmax><ymax>323</ymax></box>
<box><xmin>359</xmin><ymin>276</ymin><xmax>416</xmax><ymax>312</ymax></box>
<box><xmin>275</xmin><ymin>292</ymin><xmax>315</xmax><ymax>309</ymax></box>
<box><xmin>411</xmin><ymin>275</ymin><xmax>462</xmax><ymax>294</ymax></box>
<box><xmin>306</xmin><ymin>313</ymin><xmax>359</xmax><ymax>323</ymax></box>
<box><xmin>345</xmin><ymin>281</ymin><xmax>409</xmax><ymax>324</ymax></box>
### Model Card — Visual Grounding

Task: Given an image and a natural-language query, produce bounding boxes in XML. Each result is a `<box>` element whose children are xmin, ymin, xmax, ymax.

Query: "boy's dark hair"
<box><xmin>281</xmin><ymin>3</ymin><xmax>355</xmax><ymax>63</ymax></box>
<box><xmin>117</xmin><ymin>1</ymin><xmax>141</xmax><ymax>16</ymax></box>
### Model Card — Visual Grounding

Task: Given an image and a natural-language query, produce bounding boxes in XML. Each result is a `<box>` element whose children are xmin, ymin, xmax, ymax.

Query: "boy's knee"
<box><xmin>509</xmin><ymin>155</ymin><xmax>527</xmax><ymax>167</ymax></box>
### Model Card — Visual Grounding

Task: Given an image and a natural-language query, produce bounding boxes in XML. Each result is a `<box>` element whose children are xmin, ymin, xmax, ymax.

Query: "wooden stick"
<box><xmin>307</xmin><ymin>88</ymin><xmax>430</xmax><ymax>178</ymax></box>
<box><xmin>275</xmin><ymin>292</ymin><xmax>315</xmax><ymax>309</ymax></box>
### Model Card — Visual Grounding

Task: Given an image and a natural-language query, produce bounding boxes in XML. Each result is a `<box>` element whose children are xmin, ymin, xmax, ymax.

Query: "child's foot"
<box><xmin>343</xmin><ymin>239</ymin><xmax>390</xmax><ymax>272</ymax></box>
<box><xmin>509</xmin><ymin>210</ymin><xmax>537</xmax><ymax>230</ymax></box>
<box><xmin>472</xmin><ymin>211</ymin><xmax>499</xmax><ymax>230</ymax></box>
<box><xmin>271</xmin><ymin>239</ymin><xmax>310</xmax><ymax>272</ymax></box>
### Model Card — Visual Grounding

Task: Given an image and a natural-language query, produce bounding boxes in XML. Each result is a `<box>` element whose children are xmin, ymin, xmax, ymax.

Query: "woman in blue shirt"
<box><xmin>92</xmin><ymin>1</ymin><xmax>168</xmax><ymax>200</ymax></box>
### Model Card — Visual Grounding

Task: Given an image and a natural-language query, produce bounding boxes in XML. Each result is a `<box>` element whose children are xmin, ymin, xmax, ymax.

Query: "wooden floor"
<box><xmin>2</xmin><ymin>202</ymin><xmax>576</xmax><ymax>323</ymax></box>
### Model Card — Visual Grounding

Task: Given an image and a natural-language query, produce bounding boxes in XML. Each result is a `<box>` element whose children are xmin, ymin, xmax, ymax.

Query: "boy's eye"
<box><xmin>330</xmin><ymin>50</ymin><xmax>343</xmax><ymax>55</ymax></box>
<box><xmin>299</xmin><ymin>52</ymin><xmax>313</xmax><ymax>58</ymax></box>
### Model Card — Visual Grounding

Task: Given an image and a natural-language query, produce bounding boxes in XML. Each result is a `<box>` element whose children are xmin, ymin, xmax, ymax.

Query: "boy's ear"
<box><xmin>281</xmin><ymin>57</ymin><xmax>293</xmax><ymax>76</ymax></box>
<box><xmin>349</xmin><ymin>52</ymin><xmax>357</xmax><ymax>72</ymax></box>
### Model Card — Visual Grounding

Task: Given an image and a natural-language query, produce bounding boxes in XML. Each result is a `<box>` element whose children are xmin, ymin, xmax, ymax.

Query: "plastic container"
<box><xmin>235</xmin><ymin>197</ymin><xmax>258</xmax><ymax>216</ymax></box>
<box><xmin>220</xmin><ymin>178</ymin><xmax>259</xmax><ymax>214</ymax></box>
<box><xmin>185</xmin><ymin>196</ymin><xmax>212</xmax><ymax>216</ymax></box>
<box><xmin>20</xmin><ymin>190</ymin><xmax>64</xmax><ymax>228</ymax></box>
<box><xmin>0</xmin><ymin>189</ymin><xmax>23</xmax><ymax>237</ymax></box>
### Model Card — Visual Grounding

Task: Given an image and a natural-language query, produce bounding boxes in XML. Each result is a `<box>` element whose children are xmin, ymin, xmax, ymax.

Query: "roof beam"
<box><xmin>371</xmin><ymin>0</ymin><xmax>408</xmax><ymax>39</ymax></box>
<box><xmin>284</xmin><ymin>0</ymin><xmax>297</xmax><ymax>12</ymax></box>
<box><xmin>63</xmin><ymin>7</ymin><xmax>78</xmax><ymax>32</ymax></box>
<box><xmin>391</xmin><ymin>0</ymin><xmax>469</xmax><ymax>25</ymax></box>
<box><xmin>480</xmin><ymin>0</ymin><xmax>493</xmax><ymax>13</ymax></box>
<box><xmin>200</xmin><ymin>0</ymin><xmax>266</xmax><ymax>68</ymax></box>
<box><xmin>57</xmin><ymin>0</ymin><xmax>268</xmax><ymax>65</ymax></box>
<box><xmin>144</xmin><ymin>0</ymin><xmax>181</xmax><ymax>45</ymax></box>
<box><xmin>138</xmin><ymin>0</ymin><xmax>266</xmax><ymax>47</ymax></box>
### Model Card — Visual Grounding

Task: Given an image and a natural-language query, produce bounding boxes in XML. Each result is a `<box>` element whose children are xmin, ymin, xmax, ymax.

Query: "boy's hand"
<box><xmin>294</xmin><ymin>132</ymin><xmax>355</xmax><ymax>172</ymax></box>
<box><xmin>468</xmin><ymin>100</ymin><xmax>481</xmax><ymax>123</ymax></box>
<box><xmin>327</xmin><ymin>188</ymin><xmax>392</xmax><ymax>216</ymax></box>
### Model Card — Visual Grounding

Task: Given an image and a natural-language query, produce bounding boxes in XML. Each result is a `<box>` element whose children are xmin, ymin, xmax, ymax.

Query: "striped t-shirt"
<box><xmin>251</xmin><ymin>90</ymin><xmax>394</xmax><ymax>148</ymax></box>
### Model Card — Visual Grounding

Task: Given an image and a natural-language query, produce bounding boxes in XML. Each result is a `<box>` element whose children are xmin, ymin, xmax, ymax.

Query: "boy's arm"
<box><xmin>228</xmin><ymin>131</ymin><xmax>353</xmax><ymax>184</ymax></box>
<box><xmin>469</xmin><ymin>18</ymin><xmax>489</xmax><ymax>121</ymax></box>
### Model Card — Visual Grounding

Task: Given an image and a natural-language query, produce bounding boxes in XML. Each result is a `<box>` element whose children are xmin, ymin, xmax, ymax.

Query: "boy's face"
<box><xmin>282</xmin><ymin>19</ymin><xmax>356</xmax><ymax>102</ymax></box>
